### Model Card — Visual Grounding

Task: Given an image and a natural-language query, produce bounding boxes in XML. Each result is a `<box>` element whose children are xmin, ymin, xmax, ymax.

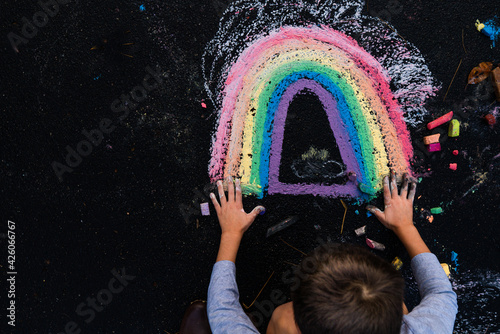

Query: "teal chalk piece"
<box><xmin>430</xmin><ymin>207</ymin><xmax>443</xmax><ymax>214</ymax></box>
<box><xmin>139</xmin><ymin>4</ymin><xmax>146</xmax><ymax>12</ymax></box>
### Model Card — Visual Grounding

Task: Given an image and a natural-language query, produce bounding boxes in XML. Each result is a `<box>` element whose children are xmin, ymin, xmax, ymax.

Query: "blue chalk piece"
<box><xmin>355</xmin><ymin>210</ymin><xmax>359</xmax><ymax>215</ymax></box>
<box><xmin>451</xmin><ymin>251</ymin><xmax>458</xmax><ymax>262</ymax></box>
<box><xmin>480</xmin><ymin>19</ymin><xmax>500</xmax><ymax>47</ymax></box>
<box><xmin>139</xmin><ymin>4</ymin><xmax>146</xmax><ymax>12</ymax></box>
<box><xmin>482</xmin><ymin>25</ymin><xmax>496</xmax><ymax>38</ymax></box>
<box><xmin>366</xmin><ymin>211</ymin><xmax>372</xmax><ymax>217</ymax></box>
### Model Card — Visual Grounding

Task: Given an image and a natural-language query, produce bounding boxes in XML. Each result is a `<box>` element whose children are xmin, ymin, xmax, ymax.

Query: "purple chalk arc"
<box><xmin>268</xmin><ymin>79</ymin><xmax>362</xmax><ymax>197</ymax></box>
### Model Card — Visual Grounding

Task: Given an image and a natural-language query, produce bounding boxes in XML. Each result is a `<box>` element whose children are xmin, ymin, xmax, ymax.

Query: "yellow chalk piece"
<box><xmin>441</xmin><ymin>263</ymin><xmax>450</xmax><ymax>277</ymax></box>
<box><xmin>448</xmin><ymin>119</ymin><xmax>460</xmax><ymax>137</ymax></box>
<box><xmin>391</xmin><ymin>257</ymin><xmax>403</xmax><ymax>270</ymax></box>
<box><xmin>475</xmin><ymin>20</ymin><xmax>485</xmax><ymax>31</ymax></box>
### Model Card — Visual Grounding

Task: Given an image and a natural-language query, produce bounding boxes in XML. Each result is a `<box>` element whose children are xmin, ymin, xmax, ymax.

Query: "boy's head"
<box><xmin>291</xmin><ymin>243</ymin><xmax>405</xmax><ymax>334</ymax></box>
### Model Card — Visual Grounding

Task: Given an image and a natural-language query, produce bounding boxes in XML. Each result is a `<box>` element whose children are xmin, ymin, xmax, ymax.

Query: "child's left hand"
<box><xmin>210</xmin><ymin>177</ymin><xmax>265</xmax><ymax>238</ymax></box>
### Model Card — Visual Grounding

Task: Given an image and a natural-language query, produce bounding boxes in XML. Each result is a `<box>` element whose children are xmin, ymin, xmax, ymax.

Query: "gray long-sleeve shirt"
<box><xmin>208</xmin><ymin>252</ymin><xmax>458</xmax><ymax>333</ymax></box>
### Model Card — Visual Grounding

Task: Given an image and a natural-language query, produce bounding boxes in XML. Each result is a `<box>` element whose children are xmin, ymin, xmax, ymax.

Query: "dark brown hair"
<box><xmin>291</xmin><ymin>243</ymin><xmax>405</xmax><ymax>334</ymax></box>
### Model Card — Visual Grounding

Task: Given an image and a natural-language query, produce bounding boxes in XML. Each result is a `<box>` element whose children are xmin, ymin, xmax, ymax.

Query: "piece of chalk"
<box><xmin>453</xmin><ymin>150</ymin><xmax>459</xmax><ymax>155</ymax></box>
<box><xmin>354</xmin><ymin>225</ymin><xmax>366</xmax><ymax>236</ymax></box>
<box><xmin>266</xmin><ymin>216</ymin><xmax>299</xmax><ymax>238</ymax></box>
<box><xmin>366</xmin><ymin>238</ymin><xmax>385</xmax><ymax>251</ymax></box>
<box><xmin>423</xmin><ymin>133</ymin><xmax>440</xmax><ymax>145</ymax></box>
<box><xmin>430</xmin><ymin>207</ymin><xmax>443</xmax><ymax>214</ymax></box>
<box><xmin>475</xmin><ymin>20</ymin><xmax>486</xmax><ymax>32</ymax></box>
<box><xmin>492</xmin><ymin>67</ymin><xmax>500</xmax><ymax>102</ymax></box>
<box><xmin>391</xmin><ymin>257</ymin><xmax>403</xmax><ymax>270</ymax></box>
<box><xmin>441</xmin><ymin>263</ymin><xmax>451</xmax><ymax>278</ymax></box>
<box><xmin>427</xmin><ymin>111</ymin><xmax>453</xmax><ymax>130</ymax></box>
<box><xmin>477</xmin><ymin>21</ymin><xmax>496</xmax><ymax>39</ymax></box>
<box><xmin>428</xmin><ymin>143</ymin><xmax>441</xmax><ymax>152</ymax></box>
<box><xmin>200</xmin><ymin>202</ymin><xmax>210</xmax><ymax>216</ymax></box>
<box><xmin>449</xmin><ymin>163</ymin><xmax>457</xmax><ymax>170</ymax></box>
<box><xmin>448</xmin><ymin>119</ymin><xmax>460</xmax><ymax>137</ymax></box>
<box><xmin>485</xmin><ymin>114</ymin><xmax>496</xmax><ymax>126</ymax></box>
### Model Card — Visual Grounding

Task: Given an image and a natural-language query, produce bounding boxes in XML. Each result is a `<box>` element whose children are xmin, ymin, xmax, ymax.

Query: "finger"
<box><xmin>217</xmin><ymin>180</ymin><xmax>226</xmax><ymax>206</ymax></box>
<box><xmin>235</xmin><ymin>179</ymin><xmax>242</xmax><ymax>206</ymax></box>
<box><xmin>383</xmin><ymin>176</ymin><xmax>391</xmax><ymax>203</ymax></box>
<box><xmin>408</xmin><ymin>181</ymin><xmax>417</xmax><ymax>201</ymax></box>
<box><xmin>210</xmin><ymin>193</ymin><xmax>221</xmax><ymax>215</ymax></box>
<box><xmin>227</xmin><ymin>176</ymin><xmax>234</xmax><ymax>202</ymax></box>
<box><xmin>400</xmin><ymin>174</ymin><xmax>409</xmax><ymax>198</ymax></box>
<box><xmin>248</xmin><ymin>206</ymin><xmax>265</xmax><ymax>221</ymax></box>
<box><xmin>390</xmin><ymin>171</ymin><xmax>398</xmax><ymax>198</ymax></box>
<box><xmin>366</xmin><ymin>205</ymin><xmax>385</xmax><ymax>223</ymax></box>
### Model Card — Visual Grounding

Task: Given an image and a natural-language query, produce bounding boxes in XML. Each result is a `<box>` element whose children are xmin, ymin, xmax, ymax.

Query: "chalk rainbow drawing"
<box><xmin>203</xmin><ymin>0</ymin><xmax>439</xmax><ymax>200</ymax></box>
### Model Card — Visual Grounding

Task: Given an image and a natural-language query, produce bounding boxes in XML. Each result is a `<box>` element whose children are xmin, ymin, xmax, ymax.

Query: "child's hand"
<box><xmin>366</xmin><ymin>172</ymin><xmax>416</xmax><ymax>234</ymax></box>
<box><xmin>210</xmin><ymin>177</ymin><xmax>265</xmax><ymax>239</ymax></box>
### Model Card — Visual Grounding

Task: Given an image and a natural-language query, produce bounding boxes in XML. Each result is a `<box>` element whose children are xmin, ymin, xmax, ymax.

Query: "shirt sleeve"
<box><xmin>401</xmin><ymin>253</ymin><xmax>458</xmax><ymax>334</ymax></box>
<box><xmin>207</xmin><ymin>261</ymin><xmax>260</xmax><ymax>334</ymax></box>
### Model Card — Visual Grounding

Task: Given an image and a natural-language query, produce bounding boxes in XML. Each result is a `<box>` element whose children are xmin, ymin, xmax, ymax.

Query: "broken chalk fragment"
<box><xmin>430</xmin><ymin>207</ymin><xmax>443</xmax><ymax>214</ymax></box>
<box><xmin>427</xmin><ymin>111</ymin><xmax>453</xmax><ymax>130</ymax></box>
<box><xmin>448</xmin><ymin>119</ymin><xmax>460</xmax><ymax>137</ymax></box>
<box><xmin>449</xmin><ymin>163</ymin><xmax>457</xmax><ymax>170</ymax></box>
<box><xmin>453</xmin><ymin>150</ymin><xmax>459</xmax><ymax>155</ymax></box>
<box><xmin>366</xmin><ymin>238</ymin><xmax>385</xmax><ymax>251</ymax></box>
<box><xmin>200</xmin><ymin>202</ymin><xmax>210</xmax><ymax>216</ymax></box>
<box><xmin>428</xmin><ymin>143</ymin><xmax>441</xmax><ymax>152</ymax></box>
<box><xmin>485</xmin><ymin>114</ymin><xmax>496</xmax><ymax>126</ymax></box>
<box><xmin>391</xmin><ymin>257</ymin><xmax>403</xmax><ymax>270</ymax></box>
<box><xmin>451</xmin><ymin>251</ymin><xmax>459</xmax><ymax>262</ymax></box>
<box><xmin>441</xmin><ymin>263</ymin><xmax>451</xmax><ymax>278</ymax></box>
<box><xmin>354</xmin><ymin>225</ymin><xmax>366</xmax><ymax>236</ymax></box>
<box><xmin>423</xmin><ymin>133</ymin><xmax>440</xmax><ymax>145</ymax></box>
<box><xmin>266</xmin><ymin>216</ymin><xmax>299</xmax><ymax>238</ymax></box>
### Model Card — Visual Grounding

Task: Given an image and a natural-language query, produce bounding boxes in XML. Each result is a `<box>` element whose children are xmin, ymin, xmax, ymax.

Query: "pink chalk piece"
<box><xmin>200</xmin><ymin>202</ymin><xmax>210</xmax><ymax>216</ymax></box>
<box><xmin>366</xmin><ymin>238</ymin><xmax>385</xmax><ymax>251</ymax></box>
<box><xmin>428</xmin><ymin>143</ymin><xmax>441</xmax><ymax>152</ymax></box>
<box><xmin>453</xmin><ymin>150</ymin><xmax>459</xmax><ymax>155</ymax></box>
<box><xmin>449</xmin><ymin>163</ymin><xmax>457</xmax><ymax>170</ymax></box>
<box><xmin>201</xmin><ymin>102</ymin><xmax>207</xmax><ymax>108</ymax></box>
<box><xmin>427</xmin><ymin>111</ymin><xmax>454</xmax><ymax>130</ymax></box>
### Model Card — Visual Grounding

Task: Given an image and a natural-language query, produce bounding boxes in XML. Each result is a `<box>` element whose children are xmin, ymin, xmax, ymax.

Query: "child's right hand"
<box><xmin>366</xmin><ymin>172</ymin><xmax>417</xmax><ymax>234</ymax></box>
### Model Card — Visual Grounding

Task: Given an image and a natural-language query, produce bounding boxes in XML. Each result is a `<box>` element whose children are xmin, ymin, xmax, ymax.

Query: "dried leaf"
<box><xmin>468</xmin><ymin>62</ymin><xmax>494</xmax><ymax>84</ymax></box>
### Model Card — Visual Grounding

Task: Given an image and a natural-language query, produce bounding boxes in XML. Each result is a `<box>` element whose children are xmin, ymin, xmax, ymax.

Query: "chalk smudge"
<box><xmin>203</xmin><ymin>0</ymin><xmax>439</xmax><ymax>200</ymax></box>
